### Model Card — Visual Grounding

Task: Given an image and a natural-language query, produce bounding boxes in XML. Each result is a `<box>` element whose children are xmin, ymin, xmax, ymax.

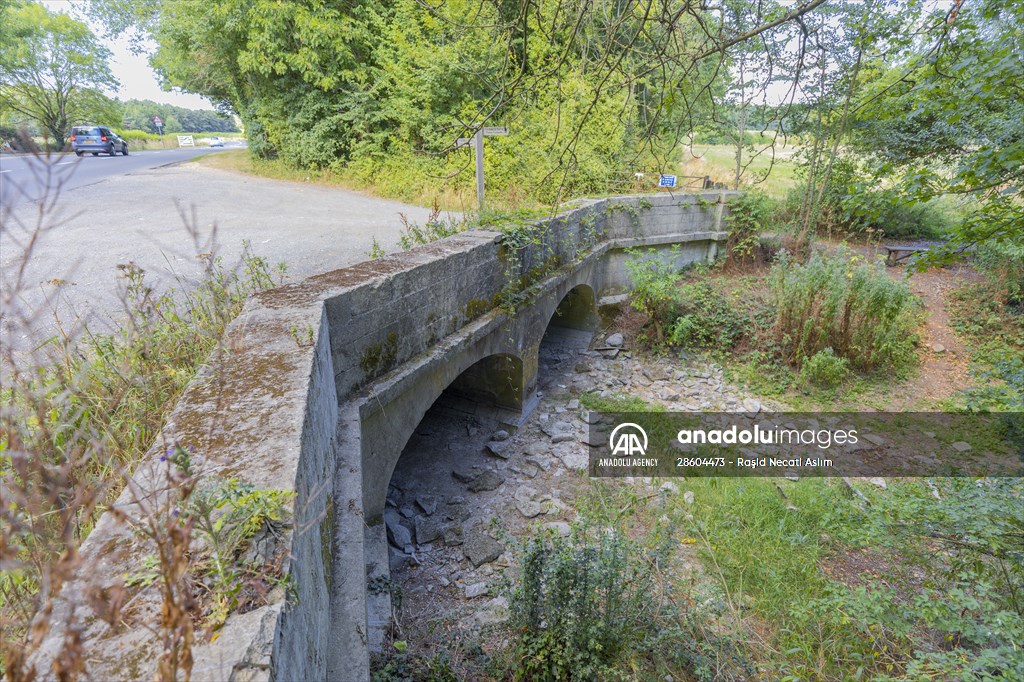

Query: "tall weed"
<box><xmin>511</xmin><ymin>528</ymin><xmax>648</xmax><ymax>681</ymax></box>
<box><xmin>723</xmin><ymin>190</ymin><xmax>776</xmax><ymax>268</ymax></box>
<box><xmin>770</xmin><ymin>248</ymin><xmax>920</xmax><ymax>372</ymax></box>
<box><xmin>508</xmin><ymin>520</ymin><xmax>751</xmax><ymax>682</ymax></box>
<box><xmin>397</xmin><ymin>200</ymin><xmax>467</xmax><ymax>249</ymax></box>
<box><xmin>974</xmin><ymin>237</ymin><xmax>1024</xmax><ymax>308</ymax></box>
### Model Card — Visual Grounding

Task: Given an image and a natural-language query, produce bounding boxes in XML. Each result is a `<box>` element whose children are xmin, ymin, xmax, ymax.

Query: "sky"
<box><xmin>40</xmin><ymin>0</ymin><xmax>216</xmax><ymax>110</ymax></box>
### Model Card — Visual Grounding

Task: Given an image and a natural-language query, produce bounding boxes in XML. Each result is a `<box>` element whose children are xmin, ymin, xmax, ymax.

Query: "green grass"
<box><xmin>192</xmin><ymin>150</ymin><xmax>545</xmax><ymax>213</ymax></box>
<box><xmin>678</xmin><ymin>143</ymin><xmax>802</xmax><ymax>199</ymax></box>
<box><xmin>945</xmin><ymin>275</ymin><xmax>1024</xmax><ymax>413</ymax></box>
<box><xmin>561</xmin><ymin>475</ymin><xmax>1024</xmax><ymax>681</ymax></box>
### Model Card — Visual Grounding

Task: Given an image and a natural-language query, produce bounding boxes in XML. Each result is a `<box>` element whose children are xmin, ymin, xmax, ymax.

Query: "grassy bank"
<box><xmin>192</xmin><ymin>149</ymin><xmax>544</xmax><ymax>213</ymax></box>
<box><xmin>120</xmin><ymin>130</ymin><xmax>245</xmax><ymax>151</ymax></box>
<box><xmin>194</xmin><ymin>143</ymin><xmax>804</xmax><ymax>210</ymax></box>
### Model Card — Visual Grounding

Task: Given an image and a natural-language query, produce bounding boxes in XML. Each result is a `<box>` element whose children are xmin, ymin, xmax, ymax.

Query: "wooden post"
<box><xmin>474</xmin><ymin>128</ymin><xmax>485</xmax><ymax>210</ymax></box>
<box><xmin>455</xmin><ymin>126</ymin><xmax>508</xmax><ymax>211</ymax></box>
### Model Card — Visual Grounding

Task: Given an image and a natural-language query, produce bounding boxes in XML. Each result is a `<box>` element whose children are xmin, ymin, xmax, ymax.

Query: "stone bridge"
<box><xmin>34</xmin><ymin>192</ymin><xmax>735</xmax><ymax>681</ymax></box>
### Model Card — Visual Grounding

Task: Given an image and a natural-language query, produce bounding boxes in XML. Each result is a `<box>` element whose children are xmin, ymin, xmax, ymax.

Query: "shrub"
<box><xmin>770</xmin><ymin>248</ymin><xmax>921</xmax><ymax>372</ymax></box>
<box><xmin>668</xmin><ymin>281</ymin><xmax>745</xmax><ymax>350</ymax></box>
<box><xmin>510</xmin><ymin>528</ymin><xmax>652</xmax><ymax>681</ymax></box>
<box><xmin>840</xmin><ymin>185</ymin><xmax>954</xmax><ymax>239</ymax></box>
<box><xmin>625</xmin><ymin>251</ymin><xmax>752</xmax><ymax>352</ymax></box>
<box><xmin>799</xmin><ymin>347</ymin><xmax>849</xmax><ymax>389</ymax></box>
<box><xmin>785</xmin><ymin>155</ymin><xmax>954</xmax><ymax>239</ymax></box>
<box><xmin>625</xmin><ymin>249</ymin><xmax>686</xmax><ymax>343</ymax></box>
<box><xmin>974</xmin><ymin>237</ymin><xmax>1024</xmax><ymax>308</ymax></box>
<box><xmin>115</xmin><ymin>128</ymin><xmax>162</xmax><ymax>143</ymax></box>
<box><xmin>724</xmin><ymin>190</ymin><xmax>776</xmax><ymax>267</ymax></box>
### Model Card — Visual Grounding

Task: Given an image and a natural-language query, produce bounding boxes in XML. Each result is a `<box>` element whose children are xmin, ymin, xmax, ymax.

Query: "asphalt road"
<box><xmin>0</xmin><ymin>149</ymin><xmax>446</xmax><ymax>354</ymax></box>
<box><xmin>0</xmin><ymin>146</ymin><xmax>238</xmax><ymax>206</ymax></box>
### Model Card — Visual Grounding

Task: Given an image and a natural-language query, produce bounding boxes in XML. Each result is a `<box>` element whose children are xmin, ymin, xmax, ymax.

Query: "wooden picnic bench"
<box><xmin>884</xmin><ymin>244</ymin><xmax>930</xmax><ymax>266</ymax></box>
<box><xmin>883</xmin><ymin>242</ymin><xmax>975</xmax><ymax>266</ymax></box>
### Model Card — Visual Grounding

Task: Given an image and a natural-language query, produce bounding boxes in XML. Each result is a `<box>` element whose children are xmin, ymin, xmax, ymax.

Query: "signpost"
<box><xmin>455</xmin><ymin>125</ymin><xmax>508</xmax><ymax>209</ymax></box>
<box><xmin>659</xmin><ymin>174</ymin><xmax>677</xmax><ymax>188</ymax></box>
<box><xmin>153</xmin><ymin>116</ymin><xmax>163</xmax><ymax>136</ymax></box>
<box><xmin>177</xmin><ymin>135</ymin><xmax>194</xmax><ymax>147</ymax></box>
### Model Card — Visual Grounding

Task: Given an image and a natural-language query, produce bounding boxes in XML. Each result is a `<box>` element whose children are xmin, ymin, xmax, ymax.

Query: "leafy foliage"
<box><xmin>506</xmin><ymin>520</ymin><xmax>749</xmax><ymax>682</ymax></box>
<box><xmin>626</xmin><ymin>250</ymin><xmax>768</xmax><ymax>354</ymax></box>
<box><xmin>0</xmin><ymin>1</ymin><xmax>119</xmax><ymax>148</ymax></box>
<box><xmin>667</xmin><ymin>282</ymin><xmax>746</xmax><ymax>351</ymax></box>
<box><xmin>799</xmin><ymin>347</ymin><xmax>849</xmax><ymax>389</ymax></box>
<box><xmin>624</xmin><ymin>248</ymin><xmax>688</xmax><ymax>343</ymax></box>
<box><xmin>947</xmin><ymin>246</ymin><xmax>1024</xmax><ymax>413</ymax></box>
<box><xmin>974</xmin><ymin>237</ymin><xmax>1024</xmax><ymax>309</ymax></box>
<box><xmin>120</xmin><ymin>99</ymin><xmax>238</xmax><ymax>134</ymax></box>
<box><xmin>89</xmin><ymin>0</ymin><xmax>774</xmax><ymax>202</ymax></box>
<box><xmin>852</xmin><ymin>0</ymin><xmax>1023</xmax><ymax>246</ymax></box>
<box><xmin>187</xmin><ymin>479</ymin><xmax>292</xmax><ymax>628</ymax></box>
<box><xmin>724</xmin><ymin>190</ymin><xmax>776</xmax><ymax>265</ymax></box>
<box><xmin>782</xmin><ymin>155</ymin><xmax>954</xmax><ymax>240</ymax></box>
<box><xmin>511</xmin><ymin>528</ymin><xmax>646</xmax><ymax>680</ymax></box>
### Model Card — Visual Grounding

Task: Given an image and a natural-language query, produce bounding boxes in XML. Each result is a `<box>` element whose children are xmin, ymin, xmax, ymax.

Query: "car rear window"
<box><xmin>72</xmin><ymin>127</ymin><xmax>102</xmax><ymax>136</ymax></box>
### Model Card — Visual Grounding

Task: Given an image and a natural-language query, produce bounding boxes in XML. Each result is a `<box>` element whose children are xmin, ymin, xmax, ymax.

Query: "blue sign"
<box><xmin>659</xmin><ymin>174</ymin><xmax>677</xmax><ymax>188</ymax></box>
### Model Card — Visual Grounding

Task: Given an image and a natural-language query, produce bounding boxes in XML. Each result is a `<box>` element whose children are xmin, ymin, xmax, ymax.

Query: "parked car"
<box><xmin>209</xmin><ymin>136</ymin><xmax>224</xmax><ymax>147</ymax></box>
<box><xmin>70</xmin><ymin>126</ymin><xmax>128</xmax><ymax>156</ymax></box>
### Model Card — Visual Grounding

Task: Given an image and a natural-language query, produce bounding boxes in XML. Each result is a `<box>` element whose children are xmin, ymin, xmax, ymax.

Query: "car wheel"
<box><xmin>91</xmin><ymin>152</ymin><xmax>98</xmax><ymax>156</ymax></box>
<box><xmin>122</xmin><ymin>143</ymin><xmax>128</xmax><ymax>156</ymax></box>
<box><xmin>75</xmin><ymin>151</ymin><xmax>83</xmax><ymax>157</ymax></box>
<box><xmin>110</xmin><ymin>145</ymin><xmax>117</xmax><ymax>156</ymax></box>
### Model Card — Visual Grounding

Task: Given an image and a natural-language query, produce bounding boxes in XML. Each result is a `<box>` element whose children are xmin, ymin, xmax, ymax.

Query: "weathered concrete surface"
<box><xmin>31</xmin><ymin>192</ymin><xmax>734</xmax><ymax>682</ymax></box>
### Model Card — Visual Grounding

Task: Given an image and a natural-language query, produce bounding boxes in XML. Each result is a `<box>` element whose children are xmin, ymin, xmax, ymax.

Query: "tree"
<box><xmin>709</xmin><ymin>0</ymin><xmax>797</xmax><ymax>190</ymax></box>
<box><xmin>88</xmin><ymin>0</ymin><xmax>830</xmax><ymax>203</ymax></box>
<box><xmin>0</xmin><ymin>2</ymin><xmax>119</xmax><ymax>148</ymax></box>
<box><xmin>851</xmin><ymin>0</ymin><xmax>1023</xmax><ymax>245</ymax></box>
<box><xmin>119</xmin><ymin>99</ymin><xmax>238</xmax><ymax>134</ymax></box>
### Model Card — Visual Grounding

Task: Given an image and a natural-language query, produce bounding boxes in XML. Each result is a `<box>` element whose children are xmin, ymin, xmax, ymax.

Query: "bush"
<box><xmin>116</xmin><ymin>128</ymin><xmax>162</xmax><ymax>142</ymax></box>
<box><xmin>668</xmin><ymin>281</ymin><xmax>745</xmax><ymax>350</ymax></box>
<box><xmin>510</xmin><ymin>528</ymin><xmax>653</xmax><ymax>681</ymax></box>
<box><xmin>975</xmin><ymin>237</ymin><xmax>1024</xmax><ymax>307</ymax></box>
<box><xmin>799</xmin><ymin>347</ymin><xmax>849</xmax><ymax>389</ymax></box>
<box><xmin>724</xmin><ymin>190</ymin><xmax>777</xmax><ymax>267</ymax></box>
<box><xmin>771</xmin><ymin>248</ymin><xmax>921</xmax><ymax>372</ymax></box>
<box><xmin>625</xmin><ymin>249</ymin><xmax>687</xmax><ymax>343</ymax></box>
<box><xmin>841</xmin><ymin>185</ymin><xmax>954</xmax><ymax>239</ymax></box>
<box><xmin>785</xmin><ymin>156</ymin><xmax>955</xmax><ymax>239</ymax></box>
<box><xmin>625</xmin><ymin>252</ymin><xmax>746</xmax><ymax>351</ymax></box>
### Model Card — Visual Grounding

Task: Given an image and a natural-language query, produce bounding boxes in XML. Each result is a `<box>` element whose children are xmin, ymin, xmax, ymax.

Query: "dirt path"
<box><xmin>845</xmin><ymin>244</ymin><xmax>978</xmax><ymax>410</ymax></box>
<box><xmin>887</xmin><ymin>266</ymin><xmax>975</xmax><ymax>409</ymax></box>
